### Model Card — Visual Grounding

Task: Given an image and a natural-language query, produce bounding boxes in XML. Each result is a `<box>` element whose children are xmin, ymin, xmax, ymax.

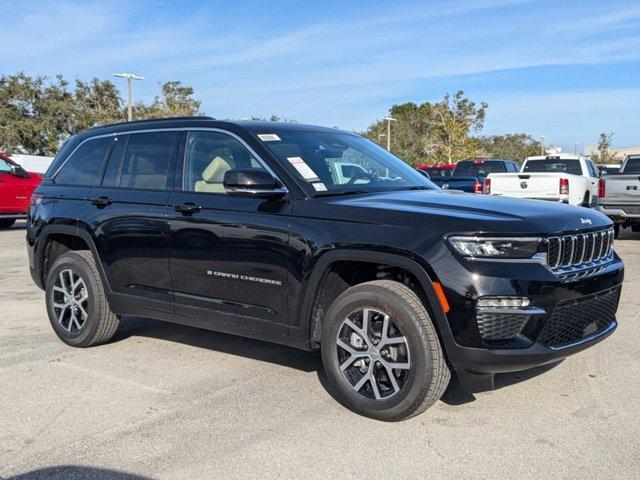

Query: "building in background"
<box><xmin>584</xmin><ymin>146</ymin><xmax>640</xmax><ymax>162</ymax></box>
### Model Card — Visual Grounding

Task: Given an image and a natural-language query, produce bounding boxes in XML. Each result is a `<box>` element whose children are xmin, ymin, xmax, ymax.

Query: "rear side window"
<box><xmin>55</xmin><ymin>137</ymin><xmax>112</xmax><ymax>186</ymax></box>
<box><xmin>0</xmin><ymin>159</ymin><xmax>12</xmax><ymax>172</ymax></box>
<box><xmin>120</xmin><ymin>132</ymin><xmax>178</xmax><ymax>190</ymax></box>
<box><xmin>101</xmin><ymin>135</ymin><xmax>128</xmax><ymax>187</ymax></box>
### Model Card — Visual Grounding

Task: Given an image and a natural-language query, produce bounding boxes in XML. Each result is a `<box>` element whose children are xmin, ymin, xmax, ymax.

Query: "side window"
<box><xmin>101</xmin><ymin>135</ymin><xmax>128</xmax><ymax>187</ymax></box>
<box><xmin>0</xmin><ymin>159</ymin><xmax>11</xmax><ymax>173</ymax></box>
<box><xmin>589</xmin><ymin>161</ymin><xmax>600</xmax><ymax>177</ymax></box>
<box><xmin>120</xmin><ymin>131</ymin><xmax>178</xmax><ymax>190</ymax></box>
<box><xmin>55</xmin><ymin>137</ymin><xmax>112</xmax><ymax>186</ymax></box>
<box><xmin>182</xmin><ymin>130</ymin><xmax>268</xmax><ymax>194</ymax></box>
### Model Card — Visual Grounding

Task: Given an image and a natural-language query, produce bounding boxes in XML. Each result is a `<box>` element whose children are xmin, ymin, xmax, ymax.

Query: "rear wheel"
<box><xmin>45</xmin><ymin>251</ymin><xmax>119</xmax><ymax>347</ymax></box>
<box><xmin>321</xmin><ymin>280</ymin><xmax>450</xmax><ymax>421</ymax></box>
<box><xmin>0</xmin><ymin>219</ymin><xmax>16</xmax><ymax>229</ymax></box>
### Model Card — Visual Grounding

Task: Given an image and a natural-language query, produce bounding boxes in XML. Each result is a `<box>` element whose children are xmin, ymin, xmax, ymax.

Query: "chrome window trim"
<box><xmin>49</xmin><ymin>126</ymin><xmax>288</xmax><ymax>194</ymax></box>
<box><xmin>181</xmin><ymin>128</ymin><xmax>287</xmax><ymax>193</ymax></box>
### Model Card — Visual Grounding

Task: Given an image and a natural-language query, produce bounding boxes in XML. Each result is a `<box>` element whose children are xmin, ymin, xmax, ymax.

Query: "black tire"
<box><xmin>45</xmin><ymin>250</ymin><xmax>119</xmax><ymax>347</ymax></box>
<box><xmin>581</xmin><ymin>193</ymin><xmax>590</xmax><ymax>208</ymax></box>
<box><xmin>321</xmin><ymin>280</ymin><xmax>450</xmax><ymax>421</ymax></box>
<box><xmin>614</xmin><ymin>224</ymin><xmax>620</xmax><ymax>239</ymax></box>
<box><xmin>0</xmin><ymin>219</ymin><xmax>16</xmax><ymax>229</ymax></box>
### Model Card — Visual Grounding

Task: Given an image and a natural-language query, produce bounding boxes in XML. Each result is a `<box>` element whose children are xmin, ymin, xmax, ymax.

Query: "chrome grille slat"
<box><xmin>546</xmin><ymin>227</ymin><xmax>614</xmax><ymax>273</ymax></box>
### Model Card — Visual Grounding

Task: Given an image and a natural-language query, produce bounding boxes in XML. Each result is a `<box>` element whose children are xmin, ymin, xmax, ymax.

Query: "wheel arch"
<box><xmin>35</xmin><ymin>225</ymin><xmax>112</xmax><ymax>294</ymax></box>
<box><xmin>295</xmin><ymin>249</ymin><xmax>455</xmax><ymax>356</ymax></box>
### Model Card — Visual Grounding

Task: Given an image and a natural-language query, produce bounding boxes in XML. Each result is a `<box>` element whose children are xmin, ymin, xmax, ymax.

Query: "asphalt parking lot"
<box><xmin>1</xmin><ymin>221</ymin><xmax>639</xmax><ymax>480</ymax></box>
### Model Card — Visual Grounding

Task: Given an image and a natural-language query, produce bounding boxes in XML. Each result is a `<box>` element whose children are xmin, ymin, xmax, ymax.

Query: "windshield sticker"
<box><xmin>257</xmin><ymin>133</ymin><xmax>281</xmax><ymax>142</ymax></box>
<box><xmin>287</xmin><ymin>157</ymin><xmax>320</xmax><ymax>182</ymax></box>
<box><xmin>312</xmin><ymin>182</ymin><xmax>327</xmax><ymax>191</ymax></box>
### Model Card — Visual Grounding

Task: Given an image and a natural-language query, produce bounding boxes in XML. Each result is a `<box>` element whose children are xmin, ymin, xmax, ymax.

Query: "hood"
<box><xmin>318</xmin><ymin>189</ymin><xmax>611</xmax><ymax>235</ymax></box>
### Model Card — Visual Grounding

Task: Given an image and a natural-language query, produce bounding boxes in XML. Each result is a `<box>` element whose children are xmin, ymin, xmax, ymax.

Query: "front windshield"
<box><xmin>256</xmin><ymin>130</ymin><xmax>436</xmax><ymax>195</ymax></box>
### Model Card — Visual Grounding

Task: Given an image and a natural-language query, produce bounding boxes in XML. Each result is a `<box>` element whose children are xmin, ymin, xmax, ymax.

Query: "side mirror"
<box><xmin>10</xmin><ymin>164</ymin><xmax>28</xmax><ymax>178</ymax></box>
<box><xmin>223</xmin><ymin>168</ymin><xmax>287</xmax><ymax>199</ymax></box>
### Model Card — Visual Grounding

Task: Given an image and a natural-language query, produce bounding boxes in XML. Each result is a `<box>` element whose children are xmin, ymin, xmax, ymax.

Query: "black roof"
<box><xmin>81</xmin><ymin>117</ymin><xmax>352</xmax><ymax>139</ymax></box>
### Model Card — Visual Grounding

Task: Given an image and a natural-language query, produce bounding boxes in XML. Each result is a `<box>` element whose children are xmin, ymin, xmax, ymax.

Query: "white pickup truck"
<box><xmin>484</xmin><ymin>155</ymin><xmax>600</xmax><ymax>207</ymax></box>
<box><xmin>598</xmin><ymin>154</ymin><xmax>640</xmax><ymax>237</ymax></box>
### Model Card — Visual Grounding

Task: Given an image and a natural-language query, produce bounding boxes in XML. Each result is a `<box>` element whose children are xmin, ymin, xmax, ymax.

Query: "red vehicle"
<box><xmin>416</xmin><ymin>163</ymin><xmax>456</xmax><ymax>179</ymax></box>
<box><xmin>0</xmin><ymin>153</ymin><xmax>43</xmax><ymax>229</ymax></box>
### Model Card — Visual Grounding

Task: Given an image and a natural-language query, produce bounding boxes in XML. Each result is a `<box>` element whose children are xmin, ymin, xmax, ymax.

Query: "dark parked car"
<box><xmin>431</xmin><ymin>159</ymin><xmax>520</xmax><ymax>193</ymax></box>
<box><xmin>27</xmin><ymin>118</ymin><xmax>623</xmax><ymax>420</ymax></box>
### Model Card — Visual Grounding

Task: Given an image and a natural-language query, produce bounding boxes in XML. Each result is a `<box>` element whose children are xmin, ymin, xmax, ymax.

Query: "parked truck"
<box><xmin>431</xmin><ymin>159</ymin><xmax>520</xmax><ymax>193</ymax></box>
<box><xmin>598</xmin><ymin>154</ymin><xmax>640</xmax><ymax>237</ymax></box>
<box><xmin>484</xmin><ymin>154</ymin><xmax>600</xmax><ymax>207</ymax></box>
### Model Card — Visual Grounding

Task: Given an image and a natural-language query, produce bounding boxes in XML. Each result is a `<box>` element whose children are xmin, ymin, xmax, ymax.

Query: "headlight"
<box><xmin>448</xmin><ymin>236</ymin><xmax>541</xmax><ymax>259</ymax></box>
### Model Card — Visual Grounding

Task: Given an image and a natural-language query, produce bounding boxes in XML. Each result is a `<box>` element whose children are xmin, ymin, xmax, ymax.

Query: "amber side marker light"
<box><xmin>432</xmin><ymin>281</ymin><xmax>450</xmax><ymax>314</ymax></box>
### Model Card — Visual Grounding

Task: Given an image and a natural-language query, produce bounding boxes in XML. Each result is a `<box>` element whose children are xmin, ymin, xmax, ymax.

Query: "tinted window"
<box><xmin>101</xmin><ymin>135</ymin><xmax>127</xmax><ymax>187</ymax></box>
<box><xmin>425</xmin><ymin>167</ymin><xmax>452</xmax><ymax>178</ymax></box>
<box><xmin>55</xmin><ymin>137</ymin><xmax>112</xmax><ymax>186</ymax></box>
<box><xmin>624</xmin><ymin>157</ymin><xmax>640</xmax><ymax>173</ymax></box>
<box><xmin>120</xmin><ymin>132</ymin><xmax>178</xmax><ymax>190</ymax></box>
<box><xmin>182</xmin><ymin>131</ymin><xmax>267</xmax><ymax>193</ymax></box>
<box><xmin>523</xmin><ymin>159</ymin><xmax>581</xmax><ymax>175</ymax></box>
<box><xmin>453</xmin><ymin>161</ymin><xmax>506</xmax><ymax>177</ymax></box>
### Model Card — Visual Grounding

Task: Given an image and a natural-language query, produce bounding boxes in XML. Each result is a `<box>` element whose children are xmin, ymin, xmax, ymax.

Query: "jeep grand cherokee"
<box><xmin>27</xmin><ymin>117</ymin><xmax>624</xmax><ymax>420</ymax></box>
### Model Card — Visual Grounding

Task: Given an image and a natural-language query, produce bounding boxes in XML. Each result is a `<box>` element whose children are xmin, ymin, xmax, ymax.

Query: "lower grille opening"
<box><xmin>539</xmin><ymin>287</ymin><xmax>620</xmax><ymax>348</ymax></box>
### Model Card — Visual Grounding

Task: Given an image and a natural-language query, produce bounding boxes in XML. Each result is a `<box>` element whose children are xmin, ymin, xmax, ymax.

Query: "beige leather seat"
<box><xmin>194</xmin><ymin>156</ymin><xmax>233</xmax><ymax>193</ymax></box>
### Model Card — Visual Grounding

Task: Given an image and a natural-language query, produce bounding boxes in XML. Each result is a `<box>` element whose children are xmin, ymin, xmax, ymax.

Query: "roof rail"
<box><xmin>88</xmin><ymin>116</ymin><xmax>215</xmax><ymax>131</ymax></box>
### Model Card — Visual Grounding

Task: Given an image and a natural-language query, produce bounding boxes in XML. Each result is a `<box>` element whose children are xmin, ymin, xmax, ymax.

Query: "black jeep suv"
<box><xmin>27</xmin><ymin>117</ymin><xmax>623</xmax><ymax>420</ymax></box>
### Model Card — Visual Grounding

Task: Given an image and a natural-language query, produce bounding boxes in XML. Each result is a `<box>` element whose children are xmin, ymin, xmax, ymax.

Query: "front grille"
<box><xmin>539</xmin><ymin>287</ymin><xmax>620</xmax><ymax>348</ymax></box>
<box><xmin>476</xmin><ymin>311</ymin><xmax>530</xmax><ymax>340</ymax></box>
<box><xmin>546</xmin><ymin>227</ymin><xmax>614</xmax><ymax>271</ymax></box>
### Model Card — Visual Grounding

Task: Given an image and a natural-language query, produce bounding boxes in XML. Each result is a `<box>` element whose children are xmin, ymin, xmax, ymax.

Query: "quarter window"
<box><xmin>55</xmin><ymin>137</ymin><xmax>112</xmax><ymax>186</ymax></box>
<box><xmin>120</xmin><ymin>132</ymin><xmax>178</xmax><ymax>190</ymax></box>
<box><xmin>182</xmin><ymin>131</ymin><xmax>267</xmax><ymax>194</ymax></box>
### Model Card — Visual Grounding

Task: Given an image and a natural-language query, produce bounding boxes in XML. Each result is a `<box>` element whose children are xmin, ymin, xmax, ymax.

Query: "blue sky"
<box><xmin>1</xmin><ymin>0</ymin><xmax>639</xmax><ymax>151</ymax></box>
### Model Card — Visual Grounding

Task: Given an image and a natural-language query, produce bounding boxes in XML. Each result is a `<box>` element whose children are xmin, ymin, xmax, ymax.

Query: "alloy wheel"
<box><xmin>52</xmin><ymin>268</ymin><xmax>89</xmax><ymax>333</ymax></box>
<box><xmin>336</xmin><ymin>308</ymin><xmax>411</xmax><ymax>400</ymax></box>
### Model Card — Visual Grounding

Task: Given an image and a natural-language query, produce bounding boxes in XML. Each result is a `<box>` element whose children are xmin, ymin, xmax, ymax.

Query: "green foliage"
<box><xmin>0</xmin><ymin>73</ymin><xmax>202</xmax><ymax>155</ymax></box>
<box><xmin>249</xmin><ymin>115</ymin><xmax>297</xmax><ymax>123</ymax></box>
<box><xmin>475</xmin><ymin>133</ymin><xmax>542</xmax><ymax>162</ymax></box>
<box><xmin>591</xmin><ymin>132</ymin><xmax>615</xmax><ymax>164</ymax></box>
<box><xmin>363</xmin><ymin>91</ymin><xmax>487</xmax><ymax>166</ymax></box>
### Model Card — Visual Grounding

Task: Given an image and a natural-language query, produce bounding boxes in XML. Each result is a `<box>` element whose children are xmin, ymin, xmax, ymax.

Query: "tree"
<box><xmin>475</xmin><ymin>133</ymin><xmax>542</xmax><ymax>162</ymax></box>
<box><xmin>363</xmin><ymin>91</ymin><xmax>487</xmax><ymax>166</ymax></box>
<box><xmin>134</xmin><ymin>81</ymin><xmax>201</xmax><ymax>119</ymax></box>
<box><xmin>249</xmin><ymin>115</ymin><xmax>297</xmax><ymax>123</ymax></box>
<box><xmin>72</xmin><ymin>78</ymin><xmax>123</xmax><ymax>131</ymax></box>
<box><xmin>591</xmin><ymin>132</ymin><xmax>615</xmax><ymax>164</ymax></box>
<box><xmin>0</xmin><ymin>74</ymin><xmax>203</xmax><ymax>155</ymax></box>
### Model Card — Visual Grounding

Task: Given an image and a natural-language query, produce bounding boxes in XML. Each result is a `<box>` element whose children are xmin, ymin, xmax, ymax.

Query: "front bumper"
<box><xmin>431</xmin><ymin>251</ymin><xmax>624</xmax><ymax>375</ymax></box>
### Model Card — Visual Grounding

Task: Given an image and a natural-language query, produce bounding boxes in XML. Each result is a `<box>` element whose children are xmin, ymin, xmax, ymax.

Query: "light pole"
<box><xmin>383</xmin><ymin>117</ymin><xmax>397</xmax><ymax>151</ymax></box>
<box><xmin>540</xmin><ymin>135</ymin><xmax>545</xmax><ymax>155</ymax></box>
<box><xmin>113</xmin><ymin>73</ymin><xmax>145</xmax><ymax>121</ymax></box>
<box><xmin>574</xmin><ymin>142</ymin><xmax>579</xmax><ymax>155</ymax></box>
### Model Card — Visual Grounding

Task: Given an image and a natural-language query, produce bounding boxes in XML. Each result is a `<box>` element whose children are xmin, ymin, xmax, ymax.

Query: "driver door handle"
<box><xmin>173</xmin><ymin>202</ymin><xmax>202</xmax><ymax>214</ymax></box>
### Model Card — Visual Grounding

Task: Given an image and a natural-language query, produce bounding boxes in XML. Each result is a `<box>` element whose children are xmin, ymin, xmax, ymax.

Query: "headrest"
<box><xmin>202</xmin><ymin>156</ymin><xmax>232</xmax><ymax>183</ymax></box>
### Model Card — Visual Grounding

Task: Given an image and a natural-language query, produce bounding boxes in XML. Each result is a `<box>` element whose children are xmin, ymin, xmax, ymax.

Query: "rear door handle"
<box><xmin>89</xmin><ymin>196</ymin><xmax>112</xmax><ymax>206</ymax></box>
<box><xmin>173</xmin><ymin>203</ymin><xmax>202</xmax><ymax>214</ymax></box>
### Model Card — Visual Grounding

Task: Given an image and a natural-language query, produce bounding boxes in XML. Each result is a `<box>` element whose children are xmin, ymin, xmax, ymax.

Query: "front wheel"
<box><xmin>45</xmin><ymin>251</ymin><xmax>120</xmax><ymax>347</ymax></box>
<box><xmin>321</xmin><ymin>280</ymin><xmax>450</xmax><ymax>421</ymax></box>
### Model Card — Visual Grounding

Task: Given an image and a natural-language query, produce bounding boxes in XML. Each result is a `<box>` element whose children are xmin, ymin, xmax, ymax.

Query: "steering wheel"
<box><xmin>347</xmin><ymin>172</ymin><xmax>375</xmax><ymax>184</ymax></box>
